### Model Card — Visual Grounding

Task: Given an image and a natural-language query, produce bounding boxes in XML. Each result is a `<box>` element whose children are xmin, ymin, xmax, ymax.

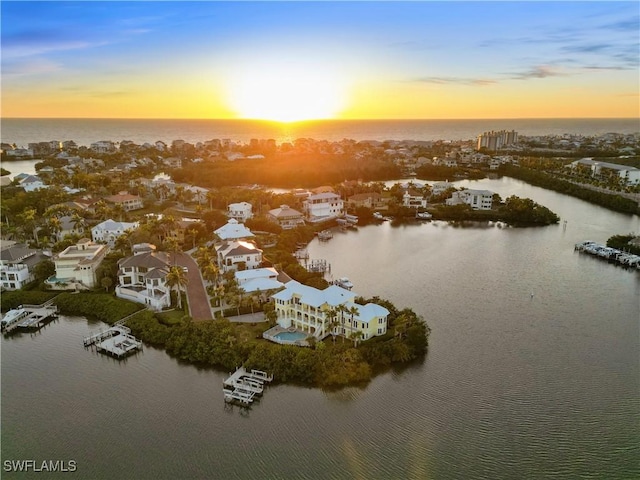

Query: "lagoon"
<box><xmin>2</xmin><ymin>177</ymin><xmax>639</xmax><ymax>479</ymax></box>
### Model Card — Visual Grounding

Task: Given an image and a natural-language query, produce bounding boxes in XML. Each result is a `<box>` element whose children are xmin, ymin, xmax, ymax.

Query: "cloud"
<box><xmin>2</xmin><ymin>58</ymin><xmax>62</xmax><ymax>76</ymax></box>
<box><xmin>412</xmin><ymin>76</ymin><xmax>496</xmax><ymax>86</ymax></box>
<box><xmin>510</xmin><ymin>65</ymin><xmax>568</xmax><ymax>80</ymax></box>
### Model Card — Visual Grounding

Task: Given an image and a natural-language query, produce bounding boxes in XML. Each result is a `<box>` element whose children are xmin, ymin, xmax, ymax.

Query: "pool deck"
<box><xmin>262</xmin><ymin>325</ymin><xmax>312</xmax><ymax>347</ymax></box>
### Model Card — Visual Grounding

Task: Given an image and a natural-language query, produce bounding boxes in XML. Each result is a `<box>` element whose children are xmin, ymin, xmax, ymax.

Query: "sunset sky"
<box><xmin>2</xmin><ymin>1</ymin><xmax>638</xmax><ymax>121</ymax></box>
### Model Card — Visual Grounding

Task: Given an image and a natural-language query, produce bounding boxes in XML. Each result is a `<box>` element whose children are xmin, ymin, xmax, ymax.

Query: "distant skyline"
<box><xmin>1</xmin><ymin>1</ymin><xmax>639</xmax><ymax>121</ymax></box>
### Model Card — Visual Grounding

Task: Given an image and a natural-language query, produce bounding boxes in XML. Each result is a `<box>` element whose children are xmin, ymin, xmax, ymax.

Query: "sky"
<box><xmin>1</xmin><ymin>1</ymin><xmax>639</xmax><ymax>120</ymax></box>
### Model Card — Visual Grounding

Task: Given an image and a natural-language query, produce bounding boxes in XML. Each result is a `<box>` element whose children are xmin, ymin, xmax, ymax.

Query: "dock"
<box><xmin>1</xmin><ymin>303</ymin><xmax>58</xmax><ymax>334</ymax></box>
<box><xmin>304</xmin><ymin>259</ymin><xmax>331</xmax><ymax>274</ymax></box>
<box><xmin>83</xmin><ymin>325</ymin><xmax>143</xmax><ymax>358</ymax></box>
<box><xmin>318</xmin><ymin>230</ymin><xmax>333</xmax><ymax>241</ymax></box>
<box><xmin>223</xmin><ymin>367</ymin><xmax>273</xmax><ymax>406</ymax></box>
<box><xmin>575</xmin><ymin>241</ymin><xmax>640</xmax><ymax>268</ymax></box>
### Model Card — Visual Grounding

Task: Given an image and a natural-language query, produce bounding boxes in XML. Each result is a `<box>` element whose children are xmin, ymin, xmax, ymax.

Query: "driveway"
<box><xmin>170</xmin><ymin>252</ymin><xmax>213</xmax><ymax>321</ymax></box>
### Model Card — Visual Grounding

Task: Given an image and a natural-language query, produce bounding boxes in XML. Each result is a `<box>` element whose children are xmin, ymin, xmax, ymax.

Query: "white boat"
<box><xmin>1</xmin><ymin>307</ymin><xmax>29</xmax><ymax>331</ymax></box>
<box><xmin>416</xmin><ymin>212</ymin><xmax>432</xmax><ymax>220</ymax></box>
<box><xmin>373</xmin><ymin>212</ymin><xmax>384</xmax><ymax>220</ymax></box>
<box><xmin>334</xmin><ymin>277</ymin><xmax>354</xmax><ymax>290</ymax></box>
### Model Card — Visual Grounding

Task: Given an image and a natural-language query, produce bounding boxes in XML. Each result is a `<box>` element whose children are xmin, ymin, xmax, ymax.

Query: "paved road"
<box><xmin>170</xmin><ymin>252</ymin><xmax>213</xmax><ymax>321</ymax></box>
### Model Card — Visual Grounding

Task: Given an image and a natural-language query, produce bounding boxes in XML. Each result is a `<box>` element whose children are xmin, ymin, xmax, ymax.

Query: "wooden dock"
<box><xmin>223</xmin><ymin>367</ymin><xmax>273</xmax><ymax>406</ymax></box>
<box><xmin>83</xmin><ymin>325</ymin><xmax>143</xmax><ymax>358</ymax></box>
<box><xmin>1</xmin><ymin>303</ymin><xmax>58</xmax><ymax>334</ymax></box>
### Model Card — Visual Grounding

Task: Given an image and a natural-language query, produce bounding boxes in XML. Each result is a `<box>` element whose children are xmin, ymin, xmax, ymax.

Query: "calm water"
<box><xmin>2</xmin><ymin>177</ymin><xmax>639</xmax><ymax>479</ymax></box>
<box><xmin>2</xmin><ymin>118</ymin><xmax>639</xmax><ymax>147</ymax></box>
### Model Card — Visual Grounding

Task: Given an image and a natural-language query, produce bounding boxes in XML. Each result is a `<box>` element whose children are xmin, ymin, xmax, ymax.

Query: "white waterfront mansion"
<box><xmin>446</xmin><ymin>189</ymin><xmax>494</xmax><ymax>210</ymax></box>
<box><xmin>271</xmin><ymin>281</ymin><xmax>389</xmax><ymax>341</ymax></box>
<box><xmin>115</xmin><ymin>244</ymin><xmax>171</xmax><ymax>310</ymax></box>
<box><xmin>303</xmin><ymin>192</ymin><xmax>344</xmax><ymax>222</ymax></box>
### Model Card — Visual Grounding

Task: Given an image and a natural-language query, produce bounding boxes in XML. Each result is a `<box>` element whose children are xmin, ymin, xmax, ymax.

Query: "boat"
<box><xmin>1</xmin><ymin>307</ymin><xmax>29</xmax><ymax>332</ymax></box>
<box><xmin>416</xmin><ymin>211</ymin><xmax>432</xmax><ymax>220</ymax></box>
<box><xmin>373</xmin><ymin>212</ymin><xmax>385</xmax><ymax>221</ymax></box>
<box><xmin>333</xmin><ymin>277</ymin><xmax>354</xmax><ymax>290</ymax></box>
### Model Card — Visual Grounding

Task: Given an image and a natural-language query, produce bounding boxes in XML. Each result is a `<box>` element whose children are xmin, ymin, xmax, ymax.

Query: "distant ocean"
<box><xmin>1</xmin><ymin>118</ymin><xmax>638</xmax><ymax>147</ymax></box>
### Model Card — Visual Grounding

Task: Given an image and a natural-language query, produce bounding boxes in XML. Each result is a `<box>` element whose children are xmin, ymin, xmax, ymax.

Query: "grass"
<box><xmin>156</xmin><ymin>310</ymin><xmax>187</xmax><ymax>326</ymax></box>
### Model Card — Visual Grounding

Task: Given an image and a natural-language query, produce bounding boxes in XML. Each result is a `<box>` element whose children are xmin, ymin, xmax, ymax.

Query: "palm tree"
<box><xmin>165</xmin><ymin>265</ymin><xmax>189</xmax><ymax>310</ymax></box>
<box><xmin>348</xmin><ymin>305</ymin><xmax>359</xmax><ymax>329</ymax></box>
<box><xmin>349</xmin><ymin>331</ymin><xmax>364</xmax><ymax>348</ymax></box>
<box><xmin>194</xmin><ymin>246</ymin><xmax>212</xmax><ymax>269</ymax></box>
<box><xmin>325</xmin><ymin>307</ymin><xmax>339</xmax><ymax>343</ymax></box>
<box><xmin>71</xmin><ymin>213</ymin><xmax>85</xmax><ymax>236</ymax></box>
<box><xmin>202</xmin><ymin>262</ymin><xmax>220</xmax><ymax>287</ymax></box>
<box><xmin>336</xmin><ymin>304</ymin><xmax>348</xmax><ymax>343</ymax></box>
<box><xmin>19</xmin><ymin>208</ymin><xmax>40</xmax><ymax>246</ymax></box>
<box><xmin>47</xmin><ymin>216</ymin><xmax>62</xmax><ymax>242</ymax></box>
<box><xmin>187</xmin><ymin>227</ymin><xmax>199</xmax><ymax>250</ymax></box>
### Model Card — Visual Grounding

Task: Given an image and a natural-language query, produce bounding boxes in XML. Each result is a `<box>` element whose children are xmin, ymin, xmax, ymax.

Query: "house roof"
<box><xmin>235</xmin><ymin>267</ymin><xmax>278</xmax><ymax>282</ymax></box>
<box><xmin>239</xmin><ymin>277</ymin><xmax>284</xmax><ymax>293</ymax></box>
<box><xmin>0</xmin><ymin>243</ymin><xmax>36</xmax><ymax>262</ymax></box>
<box><xmin>119</xmin><ymin>251</ymin><xmax>171</xmax><ymax>269</ymax></box>
<box><xmin>92</xmin><ymin>219</ymin><xmax>139</xmax><ymax>232</ymax></box>
<box><xmin>105</xmin><ymin>193</ymin><xmax>141</xmax><ymax>203</ymax></box>
<box><xmin>307</xmin><ymin>192</ymin><xmax>341</xmax><ymax>201</ymax></box>
<box><xmin>214</xmin><ymin>219</ymin><xmax>254</xmax><ymax>240</ymax></box>
<box><xmin>268</xmin><ymin>205</ymin><xmax>304</xmax><ymax>218</ymax></box>
<box><xmin>271</xmin><ymin>280</ymin><xmax>356</xmax><ymax>308</ymax></box>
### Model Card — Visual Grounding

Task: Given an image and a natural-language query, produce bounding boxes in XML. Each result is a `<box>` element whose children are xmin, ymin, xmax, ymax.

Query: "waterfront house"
<box><xmin>446</xmin><ymin>189</ymin><xmax>494</xmax><ymax>210</ymax></box>
<box><xmin>47</xmin><ymin>239</ymin><xmax>109</xmax><ymax>290</ymax></box>
<box><xmin>115</xmin><ymin>244</ymin><xmax>171</xmax><ymax>310</ymax></box>
<box><xmin>346</xmin><ymin>192</ymin><xmax>391</xmax><ymax>211</ymax></box>
<box><xmin>104</xmin><ymin>191</ymin><xmax>144</xmax><ymax>212</ymax></box>
<box><xmin>214</xmin><ymin>219</ymin><xmax>255</xmax><ymax>241</ymax></box>
<box><xmin>0</xmin><ymin>241</ymin><xmax>48</xmax><ymax>290</ymax></box>
<box><xmin>431</xmin><ymin>181</ymin><xmax>454</xmax><ymax>196</ymax></box>
<box><xmin>227</xmin><ymin>202</ymin><xmax>254</xmax><ymax>223</ymax></box>
<box><xmin>216</xmin><ymin>240</ymin><xmax>263</xmax><ymax>273</ymax></box>
<box><xmin>91</xmin><ymin>219</ymin><xmax>139</xmax><ymax>247</ymax></box>
<box><xmin>403</xmin><ymin>189</ymin><xmax>428</xmax><ymax>209</ymax></box>
<box><xmin>303</xmin><ymin>192</ymin><xmax>344</xmax><ymax>222</ymax></box>
<box><xmin>271</xmin><ymin>280</ymin><xmax>389</xmax><ymax>341</ymax></box>
<box><xmin>267</xmin><ymin>205</ymin><xmax>306</xmax><ymax>230</ymax></box>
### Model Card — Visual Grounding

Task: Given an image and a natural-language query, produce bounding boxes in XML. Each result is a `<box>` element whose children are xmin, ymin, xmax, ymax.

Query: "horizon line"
<box><xmin>2</xmin><ymin>116</ymin><xmax>638</xmax><ymax>122</ymax></box>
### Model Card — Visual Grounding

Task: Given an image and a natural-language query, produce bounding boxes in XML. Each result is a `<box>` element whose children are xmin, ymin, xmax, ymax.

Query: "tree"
<box><xmin>347</xmin><ymin>305</ymin><xmax>360</xmax><ymax>344</ymax></box>
<box><xmin>47</xmin><ymin>216</ymin><xmax>62</xmax><ymax>242</ymax></box>
<box><xmin>101</xmin><ymin>276</ymin><xmax>113</xmax><ymax>292</ymax></box>
<box><xmin>33</xmin><ymin>259</ymin><xmax>55</xmax><ymax>283</ymax></box>
<box><xmin>325</xmin><ymin>307</ymin><xmax>339</xmax><ymax>343</ymax></box>
<box><xmin>19</xmin><ymin>207</ymin><xmax>40</xmax><ymax>245</ymax></box>
<box><xmin>202</xmin><ymin>262</ymin><xmax>220</xmax><ymax>287</ymax></box>
<box><xmin>165</xmin><ymin>265</ymin><xmax>189</xmax><ymax>310</ymax></box>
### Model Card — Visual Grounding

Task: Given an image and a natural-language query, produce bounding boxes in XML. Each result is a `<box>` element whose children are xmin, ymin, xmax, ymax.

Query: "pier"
<box><xmin>83</xmin><ymin>325</ymin><xmax>143</xmax><ymax>358</ymax></box>
<box><xmin>318</xmin><ymin>230</ymin><xmax>333</xmax><ymax>241</ymax></box>
<box><xmin>304</xmin><ymin>259</ymin><xmax>331</xmax><ymax>274</ymax></box>
<box><xmin>1</xmin><ymin>302</ymin><xmax>58</xmax><ymax>333</ymax></box>
<box><xmin>223</xmin><ymin>367</ymin><xmax>273</xmax><ymax>406</ymax></box>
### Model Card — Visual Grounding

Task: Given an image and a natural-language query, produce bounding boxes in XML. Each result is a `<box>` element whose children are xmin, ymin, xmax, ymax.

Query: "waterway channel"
<box><xmin>2</xmin><ymin>177</ymin><xmax>639</xmax><ymax>479</ymax></box>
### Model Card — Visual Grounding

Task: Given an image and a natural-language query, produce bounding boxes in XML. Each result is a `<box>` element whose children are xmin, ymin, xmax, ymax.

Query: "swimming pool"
<box><xmin>274</xmin><ymin>331</ymin><xmax>308</xmax><ymax>342</ymax></box>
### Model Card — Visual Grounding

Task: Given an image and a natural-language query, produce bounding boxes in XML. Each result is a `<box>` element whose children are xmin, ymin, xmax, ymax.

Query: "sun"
<box><xmin>227</xmin><ymin>64</ymin><xmax>346</xmax><ymax>122</ymax></box>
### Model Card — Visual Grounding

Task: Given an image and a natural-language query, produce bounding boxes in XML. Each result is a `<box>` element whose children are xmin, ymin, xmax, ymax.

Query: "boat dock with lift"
<box><xmin>83</xmin><ymin>323</ymin><xmax>143</xmax><ymax>359</ymax></box>
<box><xmin>1</xmin><ymin>302</ymin><xmax>58</xmax><ymax>334</ymax></box>
<box><xmin>575</xmin><ymin>241</ymin><xmax>640</xmax><ymax>269</ymax></box>
<box><xmin>223</xmin><ymin>367</ymin><xmax>273</xmax><ymax>406</ymax></box>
